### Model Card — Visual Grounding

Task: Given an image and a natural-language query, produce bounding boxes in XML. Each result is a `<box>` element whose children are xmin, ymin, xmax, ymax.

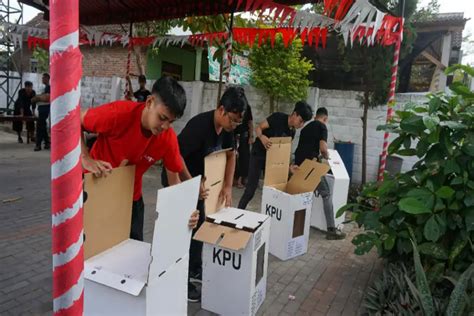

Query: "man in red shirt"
<box><xmin>80</xmin><ymin>76</ymin><xmax>198</xmax><ymax>240</ymax></box>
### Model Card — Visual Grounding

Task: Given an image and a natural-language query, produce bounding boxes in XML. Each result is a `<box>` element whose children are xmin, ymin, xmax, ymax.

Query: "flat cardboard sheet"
<box><xmin>148</xmin><ymin>177</ymin><xmax>200</xmax><ymax>281</ymax></box>
<box><xmin>84</xmin><ymin>166</ymin><xmax>135</xmax><ymax>259</ymax></box>
<box><xmin>204</xmin><ymin>149</ymin><xmax>231</xmax><ymax>215</ymax></box>
<box><xmin>264</xmin><ymin>137</ymin><xmax>292</xmax><ymax>187</ymax></box>
<box><xmin>286</xmin><ymin>159</ymin><xmax>330</xmax><ymax>195</ymax></box>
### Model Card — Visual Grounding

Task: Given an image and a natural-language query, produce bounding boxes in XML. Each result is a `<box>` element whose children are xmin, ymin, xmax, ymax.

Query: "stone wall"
<box><xmin>3</xmin><ymin>73</ymin><xmax>428</xmax><ymax>183</ymax></box>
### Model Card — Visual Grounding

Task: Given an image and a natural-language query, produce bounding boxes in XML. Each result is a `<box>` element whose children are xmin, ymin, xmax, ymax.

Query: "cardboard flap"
<box><xmin>193</xmin><ymin>222</ymin><xmax>252</xmax><ymax>251</ymax></box>
<box><xmin>193</xmin><ymin>222</ymin><xmax>233</xmax><ymax>245</ymax></box>
<box><xmin>219</xmin><ymin>229</ymin><xmax>252</xmax><ymax>251</ymax></box>
<box><xmin>286</xmin><ymin>159</ymin><xmax>330</xmax><ymax>195</ymax></box>
<box><xmin>208</xmin><ymin>207</ymin><xmax>269</xmax><ymax>230</ymax></box>
<box><xmin>84</xmin><ymin>239</ymin><xmax>150</xmax><ymax>296</ymax></box>
<box><xmin>84</xmin><ymin>165</ymin><xmax>135</xmax><ymax>260</ymax></box>
<box><xmin>264</xmin><ymin>137</ymin><xmax>292</xmax><ymax>187</ymax></box>
<box><xmin>204</xmin><ymin>149</ymin><xmax>231</xmax><ymax>215</ymax></box>
<box><xmin>148</xmin><ymin>177</ymin><xmax>200</xmax><ymax>282</ymax></box>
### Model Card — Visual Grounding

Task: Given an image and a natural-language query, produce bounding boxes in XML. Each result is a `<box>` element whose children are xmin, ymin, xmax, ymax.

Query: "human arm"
<box><xmin>320</xmin><ymin>140</ymin><xmax>329</xmax><ymax>160</ymax></box>
<box><xmin>255</xmin><ymin>119</ymin><xmax>272</xmax><ymax>150</ymax></box>
<box><xmin>219</xmin><ymin>149</ymin><xmax>236</xmax><ymax>207</ymax></box>
<box><xmin>80</xmin><ymin>108</ymin><xmax>113</xmax><ymax>176</ymax></box>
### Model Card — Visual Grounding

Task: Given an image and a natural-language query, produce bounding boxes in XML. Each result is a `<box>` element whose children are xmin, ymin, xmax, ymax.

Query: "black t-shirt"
<box><xmin>252</xmin><ymin>112</ymin><xmax>294</xmax><ymax>157</ymax></box>
<box><xmin>179</xmin><ymin>110</ymin><xmax>235</xmax><ymax>177</ymax></box>
<box><xmin>134</xmin><ymin>89</ymin><xmax>151</xmax><ymax>102</ymax></box>
<box><xmin>234</xmin><ymin>104</ymin><xmax>253</xmax><ymax>138</ymax></box>
<box><xmin>14</xmin><ymin>89</ymin><xmax>36</xmax><ymax>114</ymax></box>
<box><xmin>294</xmin><ymin>120</ymin><xmax>328</xmax><ymax>166</ymax></box>
<box><xmin>38</xmin><ymin>85</ymin><xmax>50</xmax><ymax>107</ymax></box>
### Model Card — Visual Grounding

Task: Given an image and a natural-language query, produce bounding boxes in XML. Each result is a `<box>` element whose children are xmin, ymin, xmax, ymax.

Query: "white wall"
<box><xmin>5</xmin><ymin>73</ymin><xmax>429</xmax><ymax>183</ymax></box>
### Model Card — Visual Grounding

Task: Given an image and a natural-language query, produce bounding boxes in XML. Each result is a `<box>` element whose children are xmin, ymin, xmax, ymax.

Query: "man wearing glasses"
<box><xmin>162</xmin><ymin>86</ymin><xmax>248</xmax><ymax>302</ymax></box>
<box><xmin>80</xmin><ymin>76</ymin><xmax>199</xmax><ymax>241</ymax></box>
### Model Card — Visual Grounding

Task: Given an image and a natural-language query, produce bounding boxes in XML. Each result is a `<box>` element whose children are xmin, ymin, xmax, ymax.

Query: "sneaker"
<box><xmin>189</xmin><ymin>270</ymin><xmax>202</xmax><ymax>284</ymax></box>
<box><xmin>188</xmin><ymin>282</ymin><xmax>201</xmax><ymax>303</ymax></box>
<box><xmin>34</xmin><ymin>146</ymin><xmax>41</xmax><ymax>152</ymax></box>
<box><xmin>18</xmin><ymin>137</ymin><xmax>23</xmax><ymax>144</ymax></box>
<box><xmin>44</xmin><ymin>144</ymin><xmax>50</xmax><ymax>150</ymax></box>
<box><xmin>326</xmin><ymin>227</ymin><xmax>346</xmax><ymax>240</ymax></box>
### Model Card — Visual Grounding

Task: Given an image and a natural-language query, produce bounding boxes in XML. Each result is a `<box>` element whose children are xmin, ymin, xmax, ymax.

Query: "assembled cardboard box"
<box><xmin>261</xmin><ymin>137</ymin><xmax>330</xmax><ymax>261</ymax></box>
<box><xmin>83</xmin><ymin>166</ymin><xmax>200</xmax><ymax>315</ymax></box>
<box><xmin>310</xmin><ymin>149</ymin><xmax>350</xmax><ymax>231</ymax></box>
<box><xmin>194</xmin><ymin>150</ymin><xmax>271</xmax><ymax>316</ymax></box>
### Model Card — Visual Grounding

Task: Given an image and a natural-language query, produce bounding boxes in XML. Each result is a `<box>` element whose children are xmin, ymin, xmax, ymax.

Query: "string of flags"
<box><xmin>3</xmin><ymin>0</ymin><xmax>403</xmax><ymax>51</ymax></box>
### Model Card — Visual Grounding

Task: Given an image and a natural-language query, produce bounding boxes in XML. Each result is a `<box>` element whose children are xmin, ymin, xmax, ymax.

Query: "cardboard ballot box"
<box><xmin>261</xmin><ymin>137</ymin><xmax>330</xmax><ymax>261</ymax></box>
<box><xmin>194</xmin><ymin>150</ymin><xmax>271</xmax><ymax>316</ymax></box>
<box><xmin>83</xmin><ymin>166</ymin><xmax>200</xmax><ymax>316</ymax></box>
<box><xmin>310</xmin><ymin>149</ymin><xmax>350</xmax><ymax>231</ymax></box>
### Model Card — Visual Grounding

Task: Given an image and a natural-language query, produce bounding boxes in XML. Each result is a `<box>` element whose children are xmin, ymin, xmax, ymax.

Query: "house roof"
<box><xmin>19</xmin><ymin>0</ymin><xmax>313</xmax><ymax>26</ymax></box>
<box><xmin>413</xmin><ymin>12</ymin><xmax>468</xmax><ymax>48</ymax></box>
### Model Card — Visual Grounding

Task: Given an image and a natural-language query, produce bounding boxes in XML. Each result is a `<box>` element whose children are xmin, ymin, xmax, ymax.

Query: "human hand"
<box><xmin>219</xmin><ymin>186</ymin><xmax>232</xmax><ymax>207</ymax></box>
<box><xmin>199</xmin><ymin>177</ymin><xmax>210</xmax><ymax>200</ymax></box>
<box><xmin>188</xmin><ymin>210</ymin><xmax>199</xmax><ymax>229</ymax></box>
<box><xmin>261</xmin><ymin>136</ymin><xmax>272</xmax><ymax>150</ymax></box>
<box><xmin>82</xmin><ymin>156</ymin><xmax>113</xmax><ymax>177</ymax></box>
<box><xmin>289</xmin><ymin>164</ymin><xmax>300</xmax><ymax>175</ymax></box>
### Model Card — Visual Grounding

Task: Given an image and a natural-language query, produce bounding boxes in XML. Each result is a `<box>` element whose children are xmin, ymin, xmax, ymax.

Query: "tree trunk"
<box><xmin>133</xmin><ymin>46</ymin><xmax>146</xmax><ymax>75</ymax></box>
<box><xmin>216</xmin><ymin>60</ymin><xmax>224</xmax><ymax>107</ymax></box>
<box><xmin>361</xmin><ymin>91</ymin><xmax>369</xmax><ymax>185</ymax></box>
<box><xmin>269</xmin><ymin>95</ymin><xmax>275</xmax><ymax>113</ymax></box>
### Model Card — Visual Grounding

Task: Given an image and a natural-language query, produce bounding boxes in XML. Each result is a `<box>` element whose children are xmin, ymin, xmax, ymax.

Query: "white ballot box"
<box><xmin>310</xmin><ymin>149</ymin><xmax>350</xmax><ymax>231</ymax></box>
<box><xmin>83</xmin><ymin>166</ymin><xmax>200</xmax><ymax>315</ymax></box>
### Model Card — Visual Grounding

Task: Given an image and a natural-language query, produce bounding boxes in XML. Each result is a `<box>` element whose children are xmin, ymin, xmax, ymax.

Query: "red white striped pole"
<box><xmin>50</xmin><ymin>0</ymin><xmax>84</xmax><ymax>315</ymax></box>
<box><xmin>377</xmin><ymin>37</ymin><xmax>402</xmax><ymax>182</ymax></box>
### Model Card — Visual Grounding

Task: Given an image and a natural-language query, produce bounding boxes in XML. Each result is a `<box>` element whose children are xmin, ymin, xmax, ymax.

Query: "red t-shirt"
<box><xmin>83</xmin><ymin>101</ymin><xmax>183</xmax><ymax>201</ymax></box>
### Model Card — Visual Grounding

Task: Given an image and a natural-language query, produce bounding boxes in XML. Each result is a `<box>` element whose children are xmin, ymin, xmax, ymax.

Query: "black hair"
<box><xmin>43</xmin><ymin>73</ymin><xmax>50</xmax><ymax>79</ymax></box>
<box><xmin>219</xmin><ymin>86</ymin><xmax>248</xmax><ymax>113</ymax></box>
<box><xmin>138</xmin><ymin>75</ymin><xmax>146</xmax><ymax>82</ymax></box>
<box><xmin>293</xmin><ymin>101</ymin><xmax>313</xmax><ymax>122</ymax></box>
<box><xmin>152</xmin><ymin>76</ymin><xmax>186</xmax><ymax>118</ymax></box>
<box><xmin>316</xmin><ymin>107</ymin><xmax>329</xmax><ymax>117</ymax></box>
<box><xmin>24</xmin><ymin>81</ymin><xmax>33</xmax><ymax>87</ymax></box>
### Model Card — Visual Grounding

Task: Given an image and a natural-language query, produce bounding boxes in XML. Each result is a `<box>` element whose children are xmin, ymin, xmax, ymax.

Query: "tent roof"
<box><xmin>19</xmin><ymin>0</ymin><xmax>312</xmax><ymax>26</ymax></box>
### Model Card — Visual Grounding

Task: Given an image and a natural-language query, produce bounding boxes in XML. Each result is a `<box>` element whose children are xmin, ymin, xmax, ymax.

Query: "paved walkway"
<box><xmin>0</xmin><ymin>129</ymin><xmax>381</xmax><ymax>315</ymax></box>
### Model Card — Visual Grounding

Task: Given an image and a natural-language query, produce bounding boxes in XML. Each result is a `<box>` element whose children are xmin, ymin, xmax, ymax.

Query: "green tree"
<box><xmin>249</xmin><ymin>35</ymin><xmax>313</xmax><ymax>112</ymax></box>
<box><xmin>32</xmin><ymin>47</ymin><xmax>49</xmax><ymax>73</ymax></box>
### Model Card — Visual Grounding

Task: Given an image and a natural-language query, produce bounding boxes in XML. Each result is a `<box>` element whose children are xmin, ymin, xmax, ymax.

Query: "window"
<box><xmin>162</xmin><ymin>62</ymin><xmax>182</xmax><ymax>81</ymax></box>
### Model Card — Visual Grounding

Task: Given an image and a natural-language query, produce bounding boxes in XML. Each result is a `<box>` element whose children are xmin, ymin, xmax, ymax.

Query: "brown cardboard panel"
<box><xmin>264</xmin><ymin>137</ymin><xmax>292</xmax><ymax>187</ymax></box>
<box><xmin>286</xmin><ymin>159</ymin><xmax>330</xmax><ymax>195</ymax></box>
<box><xmin>218</xmin><ymin>229</ymin><xmax>252</xmax><ymax>251</ymax></box>
<box><xmin>193</xmin><ymin>221</ymin><xmax>232</xmax><ymax>245</ymax></box>
<box><xmin>83</xmin><ymin>165</ymin><xmax>135</xmax><ymax>260</ymax></box>
<box><xmin>269</xmin><ymin>183</ymin><xmax>287</xmax><ymax>192</ymax></box>
<box><xmin>204</xmin><ymin>149</ymin><xmax>230</xmax><ymax>215</ymax></box>
<box><xmin>292</xmin><ymin>209</ymin><xmax>306</xmax><ymax>238</ymax></box>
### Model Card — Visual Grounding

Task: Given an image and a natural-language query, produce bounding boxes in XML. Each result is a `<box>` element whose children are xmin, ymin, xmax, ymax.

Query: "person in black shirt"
<box><xmin>294</xmin><ymin>107</ymin><xmax>345</xmax><ymax>240</ymax></box>
<box><xmin>33</xmin><ymin>73</ymin><xmax>51</xmax><ymax>151</ymax></box>
<box><xmin>238</xmin><ymin>101</ymin><xmax>313</xmax><ymax>210</ymax></box>
<box><xmin>126</xmin><ymin>74</ymin><xmax>151</xmax><ymax>102</ymax></box>
<box><xmin>162</xmin><ymin>86</ymin><xmax>248</xmax><ymax>302</ymax></box>
<box><xmin>13</xmin><ymin>81</ymin><xmax>36</xmax><ymax>143</ymax></box>
<box><xmin>234</xmin><ymin>104</ymin><xmax>253</xmax><ymax>188</ymax></box>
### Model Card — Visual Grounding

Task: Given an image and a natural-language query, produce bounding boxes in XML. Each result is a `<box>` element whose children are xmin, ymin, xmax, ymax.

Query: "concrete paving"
<box><xmin>0</xmin><ymin>129</ymin><xmax>381</xmax><ymax>315</ymax></box>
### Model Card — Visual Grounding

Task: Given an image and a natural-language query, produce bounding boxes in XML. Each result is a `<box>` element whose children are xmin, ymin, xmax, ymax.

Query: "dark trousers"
<box><xmin>315</xmin><ymin>176</ymin><xmax>335</xmax><ymax>228</ymax></box>
<box><xmin>130</xmin><ymin>197</ymin><xmax>145</xmax><ymax>241</ymax></box>
<box><xmin>236</xmin><ymin>136</ymin><xmax>250</xmax><ymax>179</ymax></box>
<box><xmin>36</xmin><ymin>105</ymin><xmax>50</xmax><ymax>147</ymax></box>
<box><xmin>238</xmin><ymin>154</ymin><xmax>265</xmax><ymax>210</ymax></box>
<box><xmin>189</xmin><ymin>199</ymin><xmax>205</xmax><ymax>275</ymax></box>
